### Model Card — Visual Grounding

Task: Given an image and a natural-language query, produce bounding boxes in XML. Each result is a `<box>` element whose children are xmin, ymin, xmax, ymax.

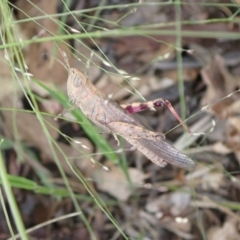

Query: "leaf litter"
<box><xmin>1</xmin><ymin>0</ymin><xmax>240</xmax><ymax>239</ymax></box>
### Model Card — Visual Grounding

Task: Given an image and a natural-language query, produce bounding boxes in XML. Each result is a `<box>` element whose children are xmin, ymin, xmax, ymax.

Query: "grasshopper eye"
<box><xmin>73</xmin><ymin>75</ymin><xmax>82</xmax><ymax>87</ymax></box>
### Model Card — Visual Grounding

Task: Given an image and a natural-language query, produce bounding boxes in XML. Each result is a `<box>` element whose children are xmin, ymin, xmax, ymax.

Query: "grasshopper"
<box><xmin>64</xmin><ymin>68</ymin><xmax>195</xmax><ymax>170</ymax></box>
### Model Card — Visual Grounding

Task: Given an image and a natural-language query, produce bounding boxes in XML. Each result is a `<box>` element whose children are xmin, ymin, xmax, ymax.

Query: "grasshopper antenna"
<box><xmin>84</xmin><ymin>50</ymin><xmax>95</xmax><ymax>78</ymax></box>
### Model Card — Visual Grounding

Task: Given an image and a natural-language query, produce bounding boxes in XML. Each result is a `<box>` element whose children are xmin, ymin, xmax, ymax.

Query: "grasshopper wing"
<box><xmin>107</xmin><ymin>122</ymin><xmax>195</xmax><ymax>170</ymax></box>
<box><xmin>131</xmin><ymin>137</ymin><xmax>195</xmax><ymax>170</ymax></box>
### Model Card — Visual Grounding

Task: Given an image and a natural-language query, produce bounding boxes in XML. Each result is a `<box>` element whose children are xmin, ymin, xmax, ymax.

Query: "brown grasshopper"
<box><xmin>63</xmin><ymin>68</ymin><xmax>195</xmax><ymax>170</ymax></box>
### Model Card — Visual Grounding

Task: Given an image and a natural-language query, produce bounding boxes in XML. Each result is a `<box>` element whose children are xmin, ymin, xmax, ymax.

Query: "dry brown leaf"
<box><xmin>234</xmin><ymin>151</ymin><xmax>240</xmax><ymax>166</ymax></box>
<box><xmin>201</xmin><ymin>172</ymin><xmax>224</xmax><ymax>191</ymax></box>
<box><xmin>207</xmin><ymin>217</ymin><xmax>240</xmax><ymax>240</ymax></box>
<box><xmin>201</xmin><ymin>55</ymin><xmax>239</xmax><ymax>117</ymax></box>
<box><xmin>70</xmin><ymin>137</ymin><xmax>95</xmax><ymax>173</ymax></box>
<box><xmin>145</xmin><ymin>194</ymin><xmax>169</xmax><ymax>214</ymax></box>
<box><xmin>91</xmin><ymin>162</ymin><xmax>146</xmax><ymax>201</ymax></box>
<box><xmin>225</xmin><ymin>100</ymin><xmax>240</xmax><ymax>156</ymax></box>
<box><xmin>2</xmin><ymin>100</ymin><xmax>65</xmax><ymax>171</ymax></box>
<box><xmin>146</xmin><ymin>188</ymin><xmax>192</xmax><ymax>216</ymax></box>
<box><xmin>1</xmin><ymin>94</ymin><xmax>96</xmax><ymax>177</ymax></box>
<box><xmin>2</xmin><ymin>103</ymin><xmax>69</xmax><ymax>173</ymax></box>
<box><xmin>211</xmin><ymin>142</ymin><xmax>232</xmax><ymax>155</ymax></box>
<box><xmin>42</xmin><ymin>139</ymin><xmax>94</xmax><ymax>177</ymax></box>
<box><xmin>227</xmin><ymin>99</ymin><xmax>240</xmax><ymax>117</ymax></box>
<box><xmin>227</xmin><ymin>117</ymin><xmax>240</xmax><ymax>136</ymax></box>
<box><xmin>146</xmin><ymin>192</ymin><xmax>193</xmax><ymax>239</ymax></box>
<box><xmin>15</xmin><ymin>0</ymin><xmax>72</xmax><ymax>92</ymax></box>
<box><xmin>39</xmin><ymin>99</ymin><xmax>63</xmax><ymax>115</ymax></box>
<box><xmin>162</xmin><ymin>217</ymin><xmax>193</xmax><ymax>239</ymax></box>
<box><xmin>2</xmin><ymin>96</ymin><xmax>59</xmax><ymax>144</ymax></box>
<box><xmin>0</xmin><ymin>51</ymin><xmax>23</xmax><ymax>101</ymax></box>
<box><xmin>200</xmin><ymin>54</ymin><xmax>240</xmax><ymax>167</ymax></box>
<box><xmin>170</xmin><ymin>189</ymin><xmax>192</xmax><ymax>216</ymax></box>
<box><xmin>225</xmin><ymin>117</ymin><xmax>240</xmax><ymax>165</ymax></box>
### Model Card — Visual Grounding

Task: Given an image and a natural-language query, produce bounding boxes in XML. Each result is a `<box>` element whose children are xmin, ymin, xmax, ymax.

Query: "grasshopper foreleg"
<box><xmin>54</xmin><ymin>104</ymin><xmax>77</xmax><ymax>121</ymax></box>
<box><xmin>113</xmin><ymin>134</ymin><xmax>120</xmax><ymax>146</ymax></box>
<box><xmin>116</xmin><ymin>146</ymin><xmax>136</xmax><ymax>153</ymax></box>
<box><xmin>121</xmin><ymin>98</ymin><xmax>191</xmax><ymax>134</ymax></box>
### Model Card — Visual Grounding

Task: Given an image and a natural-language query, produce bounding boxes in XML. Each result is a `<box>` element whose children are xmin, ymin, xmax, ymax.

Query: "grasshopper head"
<box><xmin>67</xmin><ymin>68</ymin><xmax>87</xmax><ymax>103</ymax></box>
